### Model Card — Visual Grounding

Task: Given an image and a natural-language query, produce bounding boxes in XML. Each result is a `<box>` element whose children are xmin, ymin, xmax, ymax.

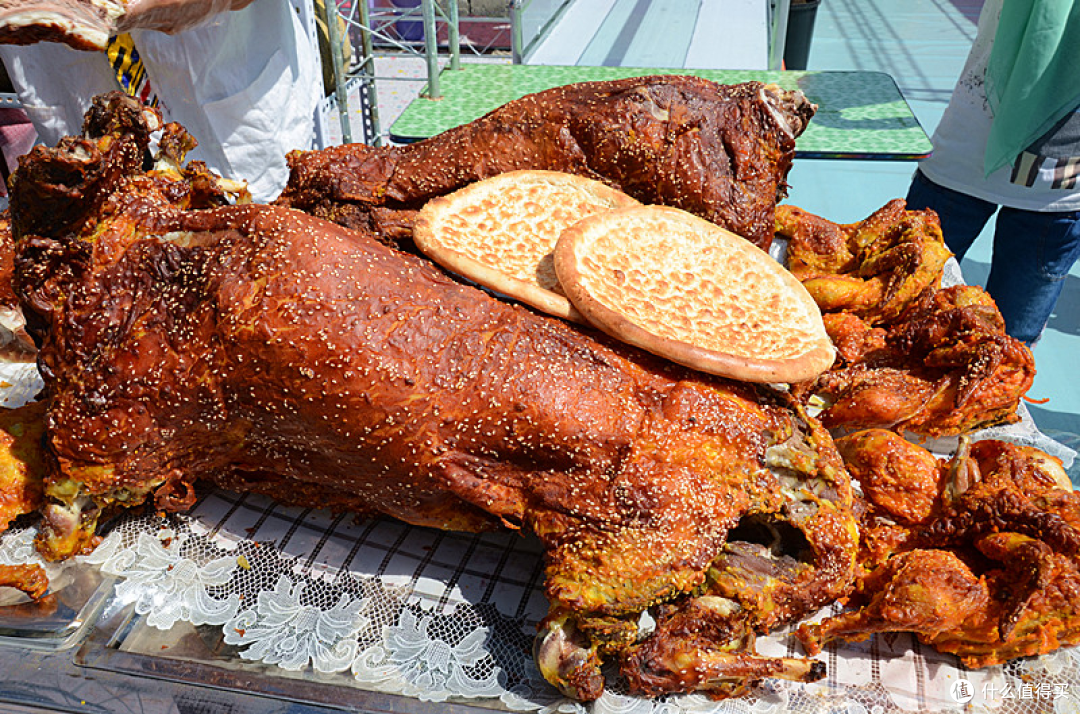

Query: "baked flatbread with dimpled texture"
<box><xmin>554</xmin><ymin>205</ymin><xmax>835</xmax><ymax>383</ymax></box>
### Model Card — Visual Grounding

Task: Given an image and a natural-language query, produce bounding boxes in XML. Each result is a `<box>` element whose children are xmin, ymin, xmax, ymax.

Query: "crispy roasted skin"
<box><xmin>7</xmin><ymin>91</ymin><xmax>855</xmax><ymax>700</ymax></box>
<box><xmin>779</xmin><ymin>203</ymin><xmax>1034</xmax><ymax>437</ymax></box>
<box><xmin>275</xmin><ymin>76</ymin><xmax>814</xmax><ymax>251</ymax></box>
<box><xmin>800</xmin><ymin>286</ymin><xmax>1035</xmax><ymax>437</ymax></box>
<box><xmin>798</xmin><ymin>429</ymin><xmax>1080</xmax><ymax>668</ymax></box>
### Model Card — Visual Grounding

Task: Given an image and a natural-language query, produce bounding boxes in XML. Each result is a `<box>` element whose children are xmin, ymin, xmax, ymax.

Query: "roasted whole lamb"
<box><xmin>3</xmin><ymin>92</ymin><xmax>857</xmax><ymax>700</ymax></box>
<box><xmin>275</xmin><ymin>75</ymin><xmax>815</xmax><ymax>252</ymax></box>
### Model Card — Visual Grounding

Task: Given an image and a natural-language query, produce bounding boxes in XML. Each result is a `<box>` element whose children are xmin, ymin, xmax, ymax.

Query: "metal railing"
<box><xmin>508</xmin><ymin>0</ymin><xmax>574</xmax><ymax>64</ymax></box>
<box><xmin>319</xmin><ymin>0</ymin><xmax>465</xmax><ymax>144</ymax></box>
<box><xmin>768</xmin><ymin>0</ymin><xmax>792</xmax><ymax>70</ymax></box>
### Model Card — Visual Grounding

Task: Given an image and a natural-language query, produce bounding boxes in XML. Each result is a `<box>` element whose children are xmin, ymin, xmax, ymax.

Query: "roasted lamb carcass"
<box><xmin>778</xmin><ymin>203</ymin><xmax>1035</xmax><ymax>437</ymax></box>
<box><xmin>5</xmin><ymin>91</ymin><xmax>857</xmax><ymax>700</ymax></box>
<box><xmin>275</xmin><ymin>75</ymin><xmax>815</xmax><ymax>252</ymax></box>
<box><xmin>797</xmin><ymin>429</ymin><xmax>1080</xmax><ymax>667</ymax></box>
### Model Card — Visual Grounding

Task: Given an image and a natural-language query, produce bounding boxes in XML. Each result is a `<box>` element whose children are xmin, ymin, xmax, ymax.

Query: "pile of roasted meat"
<box><xmin>0</xmin><ymin>79</ymin><xmax>1076</xmax><ymax>703</ymax></box>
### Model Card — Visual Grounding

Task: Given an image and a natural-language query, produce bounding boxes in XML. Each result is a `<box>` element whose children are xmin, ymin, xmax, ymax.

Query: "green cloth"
<box><xmin>984</xmin><ymin>0</ymin><xmax>1080</xmax><ymax>176</ymax></box>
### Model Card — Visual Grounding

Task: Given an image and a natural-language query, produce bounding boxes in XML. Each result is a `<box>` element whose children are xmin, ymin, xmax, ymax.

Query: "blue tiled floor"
<box><xmin>785</xmin><ymin>0</ymin><xmax>1080</xmax><ymax>438</ymax></box>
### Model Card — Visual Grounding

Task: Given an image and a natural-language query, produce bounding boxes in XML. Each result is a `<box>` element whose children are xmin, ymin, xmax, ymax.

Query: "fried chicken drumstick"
<box><xmin>4</xmin><ymin>91</ymin><xmax>856</xmax><ymax>701</ymax></box>
<box><xmin>275</xmin><ymin>75</ymin><xmax>815</xmax><ymax>252</ymax></box>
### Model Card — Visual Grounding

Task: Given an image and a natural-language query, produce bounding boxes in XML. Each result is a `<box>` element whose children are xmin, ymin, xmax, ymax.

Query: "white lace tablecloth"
<box><xmin>1</xmin><ymin>357</ymin><xmax>1078</xmax><ymax>714</ymax></box>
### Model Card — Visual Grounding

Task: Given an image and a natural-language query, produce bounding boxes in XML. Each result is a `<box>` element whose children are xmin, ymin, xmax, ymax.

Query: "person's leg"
<box><xmin>905</xmin><ymin>169</ymin><xmax>998</xmax><ymax>261</ymax></box>
<box><xmin>987</xmin><ymin>207</ymin><xmax>1080</xmax><ymax>344</ymax></box>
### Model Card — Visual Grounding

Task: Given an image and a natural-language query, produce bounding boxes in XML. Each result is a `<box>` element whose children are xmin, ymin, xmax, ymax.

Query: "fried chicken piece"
<box><xmin>0</xmin><ymin>401</ymin><xmax>48</xmax><ymax>533</ymax></box>
<box><xmin>797</xmin><ymin>549</ymin><xmax>991</xmax><ymax>652</ymax></box>
<box><xmin>821</xmin><ymin>312</ymin><xmax>887</xmax><ymax>365</ymax></box>
<box><xmin>796</xmin><ymin>284</ymin><xmax>1034</xmax><ymax>437</ymax></box>
<box><xmin>777</xmin><ymin>200</ymin><xmax>953</xmax><ymax>325</ymax></box>
<box><xmin>0</xmin><ymin>401</ymin><xmax>51</xmax><ymax>601</ymax></box>
<box><xmin>6</xmin><ymin>91</ymin><xmax>856</xmax><ymax>700</ymax></box>
<box><xmin>798</xmin><ymin>431</ymin><xmax>1080</xmax><ymax>668</ymax></box>
<box><xmin>780</xmin><ymin>200</ymin><xmax>1035</xmax><ymax>438</ymax></box>
<box><xmin>276</xmin><ymin>76</ymin><xmax>815</xmax><ymax>252</ymax></box>
<box><xmin>836</xmin><ymin>428</ymin><xmax>943</xmax><ymax>527</ymax></box>
<box><xmin>0</xmin><ymin>563</ymin><xmax>49</xmax><ymax>600</ymax></box>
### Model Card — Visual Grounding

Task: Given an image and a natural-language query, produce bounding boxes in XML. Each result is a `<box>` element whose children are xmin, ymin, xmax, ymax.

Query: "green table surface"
<box><xmin>388</xmin><ymin>64</ymin><xmax>933</xmax><ymax>160</ymax></box>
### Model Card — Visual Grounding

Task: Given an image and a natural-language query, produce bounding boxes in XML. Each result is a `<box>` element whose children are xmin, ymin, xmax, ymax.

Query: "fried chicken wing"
<box><xmin>5</xmin><ymin>91</ymin><xmax>856</xmax><ymax>701</ymax></box>
<box><xmin>798</xmin><ymin>430</ymin><xmax>1080</xmax><ymax>668</ymax></box>
<box><xmin>276</xmin><ymin>76</ymin><xmax>815</xmax><ymax>252</ymax></box>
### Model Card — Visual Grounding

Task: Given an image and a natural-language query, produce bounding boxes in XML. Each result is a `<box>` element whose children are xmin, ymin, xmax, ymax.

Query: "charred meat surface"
<box><xmin>275</xmin><ymin>76</ymin><xmax>815</xmax><ymax>252</ymax></box>
<box><xmin>5</xmin><ymin>91</ymin><xmax>855</xmax><ymax>700</ymax></box>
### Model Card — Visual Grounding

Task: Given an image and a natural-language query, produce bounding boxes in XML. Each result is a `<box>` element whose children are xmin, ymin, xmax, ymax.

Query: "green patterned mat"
<box><xmin>389</xmin><ymin>64</ymin><xmax>933</xmax><ymax>160</ymax></box>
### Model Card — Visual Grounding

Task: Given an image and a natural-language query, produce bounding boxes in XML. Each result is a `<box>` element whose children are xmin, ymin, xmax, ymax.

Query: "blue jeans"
<box><xmin>906</xmin><ymin>170</ymin><xmax>1080</xmax><ymax>344</ymax></box>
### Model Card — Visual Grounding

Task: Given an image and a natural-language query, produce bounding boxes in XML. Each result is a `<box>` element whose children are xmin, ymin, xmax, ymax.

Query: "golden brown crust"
<box><xmin>0</xmin><ymin>563</ymin><xmax>49</xmax><ymax>600</ymax></box>
<box><xmin>276</xmin><ymin>77</ymin><xmax>815</xmax><ymax>252</ymax></box>
<box><xmin>413</xmin><ymin>170</ymin><xmax>638</xmax><ymax>322</ymax></box>
<box><xmin>800</xmin><ymin>434</ymin><xmax>1080</xmax><ymax>669</ymax></box>
<box><xmin>555</xmin><ymin>206</ymin><xmax>834</xmax><ymax>383</ymax></box>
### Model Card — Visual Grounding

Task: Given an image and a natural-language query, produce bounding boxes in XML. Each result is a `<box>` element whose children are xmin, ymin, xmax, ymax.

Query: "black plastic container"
<box><xmin>784</xmin><ymin>0</ymin><xmax>821</xmax><ymax>70</ymax></box>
